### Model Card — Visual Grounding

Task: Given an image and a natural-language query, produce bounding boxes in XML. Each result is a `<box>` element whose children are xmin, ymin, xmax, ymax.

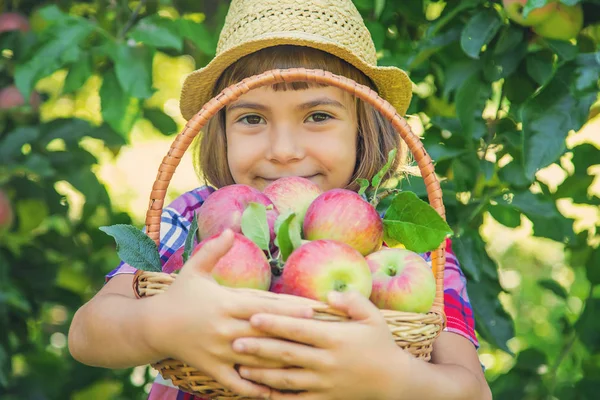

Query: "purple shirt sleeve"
<box><xmin>105</xmin><ymin>186</ymin><xmax>215</xmax><ymax>282</ymax></box>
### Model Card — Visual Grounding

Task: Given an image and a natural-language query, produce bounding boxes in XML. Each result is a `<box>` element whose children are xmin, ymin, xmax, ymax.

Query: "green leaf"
<box><xmin>460</xmin><ymin>9</ymin><xmax>502</xmax><ymax>59</ymax></box>
<box><xmin>14</xmin><ymin>21</ymin><xmax>92</xmax><ymax>101</ymax></box>
<box><xmin>0</xmin><ymin>126</ymin><xmax>40</xmax><ymax>162</ymax></box>
<box><xmin>571</xmin><ymin>143</ymin><xmax>600</xmax><ymax>176</ymax></box>
<box><xmin>111</xmin><ymin>44</ymin><xmax>155</xmax><ymax>99</ymax></box>
<box><xmin>241</xmin><ymin>202</ymin><xmax>270</xmax><ymax>251</ymax></box>
<box><xmin>128</xmin><ymin>15</ymin><xmax>183</xmax><ymax>51</ymax></box>
<box><xmin>144</xmin><ymin>108</ymin><xmax>178</xmax><ymax>135</ymax></box>
<box><xmin>365</xmin><ymin>20</ymin><xmax>386</xmax><ymax>50</ymax></box>
<box><xmin>452</xmin><ymin>153</ymin><xmax>480</xmax><ymax>192</ymax></box>
<box><xmin>575</xmin><ymin>298</ymin><xmax>600</xmax><ymax>353</ymax></box>
<box><xmin>356</xmin><ymin>178</ymin><xmax>370</xmax><ymax>196</ymax></box>
<box><xmin>183</xmin><ymin>212</ymin><xmax>199</xmax><ymax>263</ymax></box>
<box><xmin>526</xmin><ymin>50</ymin><xmax>555</xmax><ymax>86</ymax></box>
<box><xmin>521</xmin><ymin>75</ymin><xmax>574</xmax><ymax>180</ymax></box>
<box><xmin>488</xmin><ymin>204</ymin><xmax>521</xmax><ymax>228</ymax></box>
<box><xmin>498</xmin><ymin>159</ymin><xmax>532</xmax><ymax>188</ymax></box>
<box><xmin>179</xmin><ymin>19</ymin><xmax>217</xmax><ymax>56</ymax></box>
<box><xmin>585</xmin><ymin>247</ymin><xmax>600</xmax><ymax>286</ymax></box>
<box><xmin>493</xmin><ymin>25</ymin><xmax>524</xmax><ymax>55</ymax></box>
<box><xmin>100</xmin><ymin>70</ymin><xmax>140</xmax><ymax>136</ymax></box>
<box><xmin>453</xmin><ymin>229</ymin><xmax>499</xmax><ymax>282</ymax></box>
<box><xmin>456</xmin><ymin>74</ymin><xmax>489</xmax><ymax>138</ymax></box>
<box><xmin>371</xmin><ymin>148</ymin><xmax>397</xmax><ymax>188</ymax></box>
<box><xmin>553</xmin><ymin>175</ymin><xmax>595</xmax><ymax>200</ymax></box>
<box><xmin>63</xmin><ymin>52</ymin><xmax>93</xmax><ymax>94</ymax></box>
<box><xmin>99</xmin><ymin>224</ymin><xmax>162</xmax><ymax>272</ymax></box>
<box><xmin>374</xmin><ymin>0</ymin><xmax>386</xmax><ymax>18</ymax></box>
<box><xmin>274</xmin><ymin>212</ymin><xmax>296</xmax><ymax>261</ymax></box>
<box><xmin>537</xmin><ymin>279</ymin><xmax>568</xmax><ymax>299</ymax></box>
<box><xmin>483</xmin><ymin>41</ymin><xmax>527</xmax><ymax>81</ymax></box>
<box><xmin>423</xmin><ymin>137</ymin><xmax>467</xmax><ymax>163</ymax></box>
<box><xmin>382</xmin><ymin>191</ymin><xmax>453</xmax><ymax>253</ymax></box>
<box><xmin>467</xmin><ymin>276</ymin><xmax>515</xmax><ymax>354</ymax></box>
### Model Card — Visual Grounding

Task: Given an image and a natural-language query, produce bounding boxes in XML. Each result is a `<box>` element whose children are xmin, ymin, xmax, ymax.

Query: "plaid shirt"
<box><xmin>106</xmin><ymin>186</ymin><xmax>479</xmax><ymax>400</ymax></box>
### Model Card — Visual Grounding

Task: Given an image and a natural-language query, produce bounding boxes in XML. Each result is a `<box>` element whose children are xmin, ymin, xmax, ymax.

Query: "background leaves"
<box><xmin>0</xmin><ymin>0</ymin><xmax>599</xmax><ymax>399</ymax></box>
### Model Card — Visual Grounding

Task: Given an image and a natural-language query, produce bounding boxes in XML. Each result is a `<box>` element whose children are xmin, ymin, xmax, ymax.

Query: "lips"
<box><xmin>261</xmin><ymin>174</ymin><xmax>318</xmax><ymax>181</ymax></box>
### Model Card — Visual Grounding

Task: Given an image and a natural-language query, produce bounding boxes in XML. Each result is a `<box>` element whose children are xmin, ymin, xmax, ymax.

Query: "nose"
<box><xmin>266</xmin><ymin>125</ymin><xmax>305</xmax><ymax>164</ymax></box>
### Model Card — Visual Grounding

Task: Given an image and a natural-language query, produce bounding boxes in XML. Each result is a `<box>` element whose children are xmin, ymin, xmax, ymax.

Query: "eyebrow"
<box><xmin>227</xmin><ymin>97</ymin><xmax>347</xmax><ymax>113</ymax></box>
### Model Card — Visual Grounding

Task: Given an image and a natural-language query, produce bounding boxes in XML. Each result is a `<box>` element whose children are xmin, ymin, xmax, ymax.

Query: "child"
<box><xmin>69</xmin><ymin>0</ymin><xmax>492</xmax><ymax>399</ymax></box>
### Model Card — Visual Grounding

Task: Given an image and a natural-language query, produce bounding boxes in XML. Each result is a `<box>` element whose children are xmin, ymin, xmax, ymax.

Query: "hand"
<box><xmin>146</xmin><ymin>229</ymin><xmax>314</xmax><ymax>399</ymax></box>
<box><xmin>232</xmin><ymin>290</ymin><xmax>411</xmax><ymax>400</ymax></box>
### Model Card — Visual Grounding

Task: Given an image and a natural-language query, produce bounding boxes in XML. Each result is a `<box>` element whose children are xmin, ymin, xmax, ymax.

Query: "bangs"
<box><xmin>212</xmin><ymin>45</ymin><xmax>375</xmax><ymax>95</ymax></box>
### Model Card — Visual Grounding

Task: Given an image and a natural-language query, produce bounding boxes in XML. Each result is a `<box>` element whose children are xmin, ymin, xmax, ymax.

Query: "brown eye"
<box><xmin>307</xmin><ymin>113</ymin><xmax>331</xmax><ymax>123</ymax></box>
<box><xmin>241</xmin><ymin>115</ymin><xmax>263</xmax><ymax>124</ymax></box>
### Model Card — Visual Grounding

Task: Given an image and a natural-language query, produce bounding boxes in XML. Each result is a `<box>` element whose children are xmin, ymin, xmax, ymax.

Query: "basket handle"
<box><xmin>144</xmin><ymin>68</ymin><xmax>447</xmax><ymax>315</ymax></box>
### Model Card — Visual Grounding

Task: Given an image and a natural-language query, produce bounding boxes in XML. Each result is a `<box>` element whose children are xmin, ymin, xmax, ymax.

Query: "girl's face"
<box><xmin>225</xmin><ymin>85</ymin><xmax>358</xmax><ymax>192</ymax></box>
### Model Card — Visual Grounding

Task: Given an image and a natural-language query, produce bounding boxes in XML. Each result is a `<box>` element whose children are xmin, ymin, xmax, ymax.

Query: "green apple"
<box><xmin>503</xmin><ymin>0</ymin><xmax>556</xmax><ymax>26</ymax></box>
<box><xmin>532</xmin><ymin>3</ymin><xmax>583</xmax><ymax>41</ymax></box>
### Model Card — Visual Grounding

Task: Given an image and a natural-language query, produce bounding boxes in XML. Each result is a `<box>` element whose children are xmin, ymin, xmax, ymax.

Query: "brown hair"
<box><xmin>192</xmin><ymin>45</ymin><xmax>410</xmax><ymax>191</ymax></box>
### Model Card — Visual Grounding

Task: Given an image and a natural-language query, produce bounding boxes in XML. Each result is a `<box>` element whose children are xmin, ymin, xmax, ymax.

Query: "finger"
<box><xmin>183</xmin><ymin>229</ymin><xmax>234</xmax><ymax>275</ymax></box>
<box><xmin>233</xmin><ymin>337</ymin><xmax>326</xmax><ymax>369</ymax></box>
<box><xmin>249</xmin><ymin>314</ymin><xmax>332</xmax><ymax>348</ymax></box>
<box><xmin>327</xmin><ymin>290</ymin><xmax>379</xmax><ymax>322</ymax></box>
<box><xmin>215</xmin><ymin>365</ymin><xmax>271</xmax><ymax>399</ymax></box>
<box><xmin>270</xmin><ymin>390</ymin><xmax>323</xmax><ymax>400</ymax></box>
<box><xmin>229</xmin><ymin>295</ymin><xmax>314</xmax><ymax>321</ymax></box>
<box><xmin>239</xmin><ymin>367</ymin><xmax>324</xmax><ymax>392</ymax></box>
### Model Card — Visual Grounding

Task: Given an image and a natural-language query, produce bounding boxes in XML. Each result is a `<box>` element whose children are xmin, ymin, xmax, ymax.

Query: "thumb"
<box><xmin>326</xmin><ymin>290</ymin><xmax>378</xmax><ymax>322</ymax></box>
<box><xmin>182</xmin><ymin>229</ymin><xmax>235</xmax><ymax>276</ymax></box>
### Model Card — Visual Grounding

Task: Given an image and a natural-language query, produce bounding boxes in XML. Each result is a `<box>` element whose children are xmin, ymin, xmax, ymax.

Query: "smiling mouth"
<box><xmin>261</xmin><ymin>174</ymin><xmax>319</xmax><ymax>182</ymax></box>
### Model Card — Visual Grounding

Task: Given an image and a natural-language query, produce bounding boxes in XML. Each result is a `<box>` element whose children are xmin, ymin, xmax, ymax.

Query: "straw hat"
<box><xmin>179</xmin><ymin>0</ymin><xmax>414</xmax><ymax>121</ymax></box>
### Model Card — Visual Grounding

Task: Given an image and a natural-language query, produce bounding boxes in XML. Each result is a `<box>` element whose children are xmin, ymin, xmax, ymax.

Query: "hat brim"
<box><xmin>179</xmin><ymin>31</ymin><xmax>413</xmax><ymax>121</ymax></box>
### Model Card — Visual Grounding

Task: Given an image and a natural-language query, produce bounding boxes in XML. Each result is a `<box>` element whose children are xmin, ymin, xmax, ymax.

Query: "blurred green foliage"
<box><xmin>0</xmin><ymin>0</ymin><xmax>599</xmax><ymax>399</ymax></box>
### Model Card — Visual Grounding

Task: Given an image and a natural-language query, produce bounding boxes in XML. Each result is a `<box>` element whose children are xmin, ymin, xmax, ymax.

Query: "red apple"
<box><xmin>303</xmin><ymin>189</ymin><xmax>383</xmax><ymax>256</ymax></box>
<box><xmin>532</xmin><ymin>2</ymin><xmax>583</xmax><ymax>41</ymax></box>
<box><xmin>279</xmin><ymin>239</ymin><xmax>372</xmax><ymax>302</ymax></box>
<box><xmin>192</xmin><ymin>232</ymin><xmax>271</xmax><ymax>290</ymax></box>
<box><xmin>162</xmin><ymin>246</ymin><xmax>186</xmax><ymax>274</ymax></box>
<box><xmin>196</xmin><ymin>184</ymin><xmax>279</xmax><ymax>243</ymax></box>
<box><xmin>263</xmin><ymin>176</ymin><xmax>322</xmax><ymax>222</ymax></box>
<box><xmin>502</xmin><ymin>0</ymin><xmax>555</xmax><ymax>26</ymax></box>
<box><xmin>0</xmin><ymin>12</ymin><xmax>30</xmax><ymax>33</ymax></box>
<box><xmin>0</xmin><ymin>85</ymin><xmax>41</xmax><ymax>111</ymax></box>
<box><xmin>0</xmin><ymin>189</ymin><xmax>14</xmax><ymax>234</ymax></box>
<box><xmin>366</xmin><ymin>248</ymin><xmax>436</xmax><ymax>313</ymax></box>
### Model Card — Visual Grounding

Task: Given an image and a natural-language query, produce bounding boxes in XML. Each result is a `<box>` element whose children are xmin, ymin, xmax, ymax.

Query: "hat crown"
<box><xmin>217</xmin><ymin>0</ymin><xmax>377</xmax><ymax>65</ymax></box>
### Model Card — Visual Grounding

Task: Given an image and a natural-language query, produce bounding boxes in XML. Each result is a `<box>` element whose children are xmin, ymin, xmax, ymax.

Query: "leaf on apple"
<box><xmin>182</xmin><ymin>211</ymin><xmax>199</xmax><ymax>263</ymax></box>
<box><xmin>371</xmin><ymin>148</ymin><xmax>397</xmax><ymax>190</ymax></box>
<box><xmin>99</xmin><ymin>224</ymin><xmax>162</xmax><ymax>272</ymax></box>
<box><xmin>274</xmin><ymin>211</ymin><xmax>296</xmax><ymax>261</ymax></box>
<box><xmin>382</xmin><ymin>191</ymin><xmax>453</xmax><ymax>253</ymax></box>
<box><xmin>241</xmin><ymin>202</ymin><xmax>270</xmax><ymax>251</ymax></box>
<box><xmin>356</xmin><ymin>178</ymin><xmax>370</xmax><ymax>196</ymax></box>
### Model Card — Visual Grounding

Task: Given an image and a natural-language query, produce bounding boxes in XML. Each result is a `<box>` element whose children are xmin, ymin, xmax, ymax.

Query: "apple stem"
<box><xmin>269</xmin><ymin>259</ymin><xmax>284</xmax><ymax>276</ymax></box>
<box><xmin>371</xmin><ymin>188</ymin><xmax>400</xmax><ymax>208</ymax></box>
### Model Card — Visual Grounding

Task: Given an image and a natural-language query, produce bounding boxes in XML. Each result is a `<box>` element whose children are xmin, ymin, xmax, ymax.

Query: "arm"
<box><xmin>68</xmin><ymin>274</ymin><xmax>164</xmax><ymax>368</ymax></box>
<box><xmin>386</xmin><ymin>331</ymin><xmax>492</xmax><ymax>400</ymax></box>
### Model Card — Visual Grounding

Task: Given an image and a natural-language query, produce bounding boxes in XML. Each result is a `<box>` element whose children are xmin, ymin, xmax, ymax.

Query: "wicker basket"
<box><xmin>133</xmin><ymin>68</ymin><xmax>448</xmax><ymax>399</ymax></box>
